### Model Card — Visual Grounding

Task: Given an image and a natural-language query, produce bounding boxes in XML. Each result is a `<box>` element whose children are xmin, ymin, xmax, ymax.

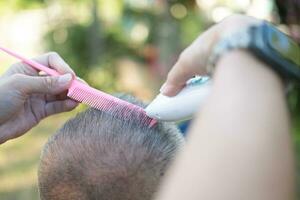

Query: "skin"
<box><xmin>0</xmin><ymin>52</ymin><xmax>78</xmax><ymax>144</ymax></box>
<box><xmin>156</xmin><ymin>15</ymin><xmax>295</xmax><ymax>200</ymax></box>
<box><xmin>0</xmin><ymin>14</ymin><xmax>295</xmax><ymax>199</ymax></box>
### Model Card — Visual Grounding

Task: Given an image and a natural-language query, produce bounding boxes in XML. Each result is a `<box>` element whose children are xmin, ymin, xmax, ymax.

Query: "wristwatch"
<box><xmin>207</xmin><ymin>21</ymin><xmax>300</xmax><ymax>81</ymax></box>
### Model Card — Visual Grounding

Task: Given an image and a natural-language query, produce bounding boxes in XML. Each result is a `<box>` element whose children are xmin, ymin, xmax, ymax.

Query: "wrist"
<box><xmin>214</xmin><ymin>50</ymin><xmax>285</xmax><ymax>91</ymax></box>
<box><xmin>208</xmin><ymin>21</ymin><xmax>300</xmax><ymax>81</ymax></box>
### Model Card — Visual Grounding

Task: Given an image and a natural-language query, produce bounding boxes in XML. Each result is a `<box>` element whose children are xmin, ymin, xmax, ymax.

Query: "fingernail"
<box><xmin>159</xmin><ymin>83</ymin><xmax>166</xmax><ymax>93</ymax></box>
<box><xmin>161</xmin><ymin>84</ymin><xmax>182</xmax><ymax>96</ymax></box>
<box><xmin>67</xmin><ymin>99</ymin><xmax>79</xmax><ymax>107</ymax></box>
<box><xmin>58</xmin><ymin>74</ymin><xmax>72</xmax><ymax>84</ymax></box>
<box><xmin>76</xmin><ymin>77</ymin><xmax>88</xmax><ymax>85</ymax></box>
<box><xmin>160</xmin><ymin>84</ymin><xmax>173</xmax><ymax>95</ymax></box>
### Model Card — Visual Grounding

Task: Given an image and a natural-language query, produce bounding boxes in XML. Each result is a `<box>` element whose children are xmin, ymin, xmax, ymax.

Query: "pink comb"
<box><xmin>0</xmin><ymin>46</ymin><xmax>157</xmax><ymax>127</ymax></box>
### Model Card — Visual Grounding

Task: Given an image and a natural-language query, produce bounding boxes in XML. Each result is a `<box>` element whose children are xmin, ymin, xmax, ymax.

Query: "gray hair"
<box><xmin>38</xmin><ymin>94</ymin><xmax>184</xmax><ymax>200</ymax></box>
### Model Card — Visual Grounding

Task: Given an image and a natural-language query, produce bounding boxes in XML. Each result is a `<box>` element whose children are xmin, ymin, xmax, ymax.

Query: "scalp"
<box><xmin>38</xmin><ymin>94</ymin><xmax>184</xmax><ymax>200</ymax></box>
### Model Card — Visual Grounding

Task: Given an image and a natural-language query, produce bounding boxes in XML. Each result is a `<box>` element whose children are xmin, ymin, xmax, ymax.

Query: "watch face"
<box><xmin>267</xmin><ymin>25</ymin><xmax>300</xmax><ymax>67</ymax></box>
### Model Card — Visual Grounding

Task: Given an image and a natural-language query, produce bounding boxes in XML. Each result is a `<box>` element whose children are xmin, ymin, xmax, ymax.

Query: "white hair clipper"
<box><xmin>145</xmin><ymin>76</ymin><xmax>211</xmax><ymax>122</ymax></box>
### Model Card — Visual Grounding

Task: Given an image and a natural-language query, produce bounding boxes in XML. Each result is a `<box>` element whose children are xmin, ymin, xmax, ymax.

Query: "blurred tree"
<box><xmin>0</xmin><ymin>0</ymin><xmax>44</xmax><ymax>14</ymax></box>
<box><xmin>1</xmin><ymin>0</ymin><xmax>300</xmax><ymax>199</ymax></box>
<box><xmin>87</xmin><ymin>0</ymin><xmax>103</xmax><ymax>66</ymax></box>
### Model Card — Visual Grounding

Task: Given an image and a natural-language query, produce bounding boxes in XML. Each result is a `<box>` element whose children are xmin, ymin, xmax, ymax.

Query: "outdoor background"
<box><xmin>0</xmin><ymin>0</ymin><xmax>299</xmax><ymax>199</ymax></box>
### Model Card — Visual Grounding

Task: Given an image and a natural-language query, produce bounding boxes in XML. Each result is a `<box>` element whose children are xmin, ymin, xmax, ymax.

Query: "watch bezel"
<box><xmin>207</xmin><ymin>21</ymin><xmax>300</xmax><ymax>81</ymax></box>
<box><xmin>249</xmin><ymin>22</ymin><xmax>300</xmax><ymax>80</ymax></box>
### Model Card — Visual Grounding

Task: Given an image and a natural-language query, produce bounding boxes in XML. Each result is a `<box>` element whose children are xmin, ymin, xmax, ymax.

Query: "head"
<box><xmin>38</xmin><ymin>94</ymin><xmax>184</xmax><ymax>200</ymax></box>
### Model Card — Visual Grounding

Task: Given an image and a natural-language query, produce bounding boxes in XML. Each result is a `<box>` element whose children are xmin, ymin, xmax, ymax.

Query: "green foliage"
<box><xmin>180</xmin><ymin>12</ymin><xmax>207</xmax><ymax>46</ymax></box>
<box><xmin>1</xmin><ymin>0</ymin><xmax>300</xmax><ymax>199</ymax></box>
<box><xmin>12</xmin><ymin>0</ymin><xmax>44</xmax><ymax>9</ymax></box>
<box><xmin>44</xmin><ymin>0</ymin><xmax>205</xmax><ymax>91</ymax></box>
<box><xmin>45</xmin><ymin>24</ymin><xmax>91</xmax><ymax>78</ymax></box>
<box><xmin>0</xmin><ymin>0</ymin><xmax>43</xmax><ymax>13</ymax></box>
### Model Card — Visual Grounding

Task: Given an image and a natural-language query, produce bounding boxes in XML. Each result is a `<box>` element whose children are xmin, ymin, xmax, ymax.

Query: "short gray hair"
<box><xmin>38</xmin><ymin>94</ymin><xmax>184</xmax><ymax>200</ymax></box>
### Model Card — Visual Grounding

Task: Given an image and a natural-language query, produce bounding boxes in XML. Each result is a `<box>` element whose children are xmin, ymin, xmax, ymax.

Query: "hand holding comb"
<box><xmin>0</xmin><ymin>46</ymin><xmax>156</xmax><ymax>127</ymax></box>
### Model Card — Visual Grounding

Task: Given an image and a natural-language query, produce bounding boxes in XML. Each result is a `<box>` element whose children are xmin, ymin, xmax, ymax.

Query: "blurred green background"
<box><xmin>0</xmin><ymin>0</ymin><xmax>299</xmax><ymax>199</ymax></box>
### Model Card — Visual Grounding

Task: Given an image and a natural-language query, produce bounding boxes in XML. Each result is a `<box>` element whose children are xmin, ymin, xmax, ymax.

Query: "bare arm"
<box><xmin>155</xmin><ymin>50</ymin><xmax>295</xmax><ymax>200</ymax></box>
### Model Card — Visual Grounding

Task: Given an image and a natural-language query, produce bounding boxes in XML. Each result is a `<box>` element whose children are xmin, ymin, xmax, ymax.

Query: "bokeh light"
<box><xmin>212</xmin><ymin>6</ymin><xmax>232</xmax><ymax>22</ymax></box>
<box><xmin>196</xmin><ymin>0</ymin><xmax>217</xmax><ymax>10</ymax></box>
<box><xmin>170</xmin><ymin>3</ymin><xmax>187</xmax><ymax>19</ymax></box>
<box><xmin>1</xmin><ymin>1</ymin><xmax>300</xmax><ymax>200</ymax></box>
<box><xmin>130</xmin><ymin>22</ymin><xmax>149</xmax><ymax>44</ymax></box>
<box><xmin>53</xmin><ymin>28</ymin><xmax>68</xmax><ymax>44</ymax></box>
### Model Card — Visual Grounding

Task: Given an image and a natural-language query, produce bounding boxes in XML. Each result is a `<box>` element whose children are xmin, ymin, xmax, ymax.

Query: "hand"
<box><xmin>160</xmin><ymin>15</ymin><xmax>261</xmax><ymax>96</ymax></box>
<box><xmin>0</xmin><ymin>52</ymin><xmax>78</xmax><ymax>144</ymax></box>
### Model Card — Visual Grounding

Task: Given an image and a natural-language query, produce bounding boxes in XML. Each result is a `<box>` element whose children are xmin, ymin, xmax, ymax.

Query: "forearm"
<box><xmin>156</xmin><ymin>50</ymin><xmax>295</xmax><ymax>200</ymax></box>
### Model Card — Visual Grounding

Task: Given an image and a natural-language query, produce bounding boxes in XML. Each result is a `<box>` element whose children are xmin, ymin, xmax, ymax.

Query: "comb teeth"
<box><xmin>67</xmin><ymin>80</ymin><xmax>157</xmax><ymax>127</ymax></box>
<box><xmin>0</xmin><ymin>46</ymin><xmax>158</xmax><ymax>126</ymax></box>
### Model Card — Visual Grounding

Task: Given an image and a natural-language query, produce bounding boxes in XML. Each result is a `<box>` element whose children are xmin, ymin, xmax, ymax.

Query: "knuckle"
<box><xmin>48</xmin><ymin>51</ymin><xmax>60</xmax><ymax>58</ymax></box>
<box><xmin>48</xmin><ymin>52</ymin><xmax>72</xmax><ymax>73</ymax></box>
<box><xmin>48</xmin><ymin>52</ymin><xmax>62</xmax><ymax>64</ymax></box>
<box><xmin>43</xmin><ymin>76</ymin><xmax>56</xmax><ymax>91</ymax></box>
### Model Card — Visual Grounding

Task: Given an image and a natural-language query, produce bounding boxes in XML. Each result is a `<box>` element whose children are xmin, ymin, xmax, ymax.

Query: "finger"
<box><xmin>3</xmin><ymin>62</ymin><xmax>38</xmax><ymax>77</ymax></box>
<box><xmin>45</xmin><ymin>99</ymin><xmax>79</xmax><ymax>117</ymax></box>
<box><xmin>164</xmin><ymin>50</ymin><xmax>202</xmax><ymax>95</ymax></box>
<box><xmin>4</xmin><ymin>52</ymin><xmax>75</xmax><ymax>77</ymax></box>
<box><xmin>10</xmin><ymin>73</ymin><xmax>73</xmax><ymax>95</ymax></box>
<box><xmin>18</xmin><ymin>52</ymin><xmax>74</xmax><ymax>75</ymax></box>
<box><xmin>46</xmin><ymin>52</ymin><xmax>75</xmax><ymax>75</ymax></box>
<box><xmin>45</xmin><ymin>77</ymin><xmax>87</xmax><ymax>101</ymax></box>
<box><xmin>161</xmin><ymin>26</ymin><xmax>219</xmax><ymax>97</ymax></box>
<box><xmin>76</xmin><ymin>77</ymin><xmax>88</xmax><ymax>85</ymax></box>
<box><xmin>161</xmin><ymin>15</ymin><xmax>260</xmax><ymax>96</ymax></box>
<box><xmin>45</xmin><ymin>91</ymin><xmax>68</xmax><ymax>102</ymax></box>
<box><xmin>31</xmin><ymin>52</ymin><xmax>75</xmax><ymax>75</ymax></box>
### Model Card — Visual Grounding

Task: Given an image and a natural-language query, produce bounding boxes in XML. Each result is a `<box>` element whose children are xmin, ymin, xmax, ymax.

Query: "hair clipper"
<box><xmin>145</xmin><ymin>76</ymin><xmax>211</xmax><ymax>122</ymax></box>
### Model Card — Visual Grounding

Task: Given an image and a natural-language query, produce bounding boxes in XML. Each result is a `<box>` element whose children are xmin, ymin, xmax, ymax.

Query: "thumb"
<box><xmin>12</xmin><ymin>73</ymin><xmax>73</xmax><ymax>95</ymax></box>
